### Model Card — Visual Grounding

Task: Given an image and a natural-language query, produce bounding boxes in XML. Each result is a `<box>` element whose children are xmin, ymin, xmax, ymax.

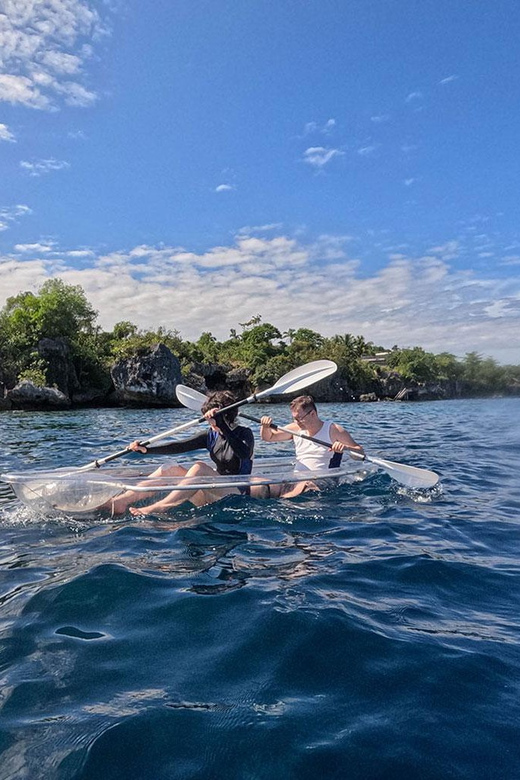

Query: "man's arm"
<box><xmin>260</xmin><ymin>415</ymin><xmax>295</xmax><ymax>442</ymax></box>
<box><xmin>330</xmin><ymin>423</ymin><xmax>365</xmax><ymax>456</ymax></box>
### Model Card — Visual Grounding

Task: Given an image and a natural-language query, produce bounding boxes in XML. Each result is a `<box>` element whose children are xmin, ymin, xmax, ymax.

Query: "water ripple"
<box><xmin>0</xmin><ymin>399</ymin><xmax>519</xmax><ymax>778</ymax></box>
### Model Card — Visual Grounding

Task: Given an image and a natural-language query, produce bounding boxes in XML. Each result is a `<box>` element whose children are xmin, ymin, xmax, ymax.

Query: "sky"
<box><xmin>1</xmin><ymin>0</ymin><xmax>520</xmax><ymax>363</ymax></box>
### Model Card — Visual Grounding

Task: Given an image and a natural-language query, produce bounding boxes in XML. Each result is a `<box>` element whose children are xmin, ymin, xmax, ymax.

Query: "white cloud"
<box><xmin>20</xmin><ymin>158</ymin><xmax>70</xmax><ymax>176</ymax></box>
<box><xmin>14</xmin><ymin>241</ymin><xmax>56</xmax><ymax>253</ymax></box>
<box><xmin>238</xmin><ymin>223</ymin><xmax>284</xmax><ymax>236</ymax></box>
<box><xmin>371</xmin><ymin>115</ymin><xmax>390</xmax><ymax>124</ymax></box>
<box><xmin>427</xmin><ymin>241</ymin><xmax>460</xmax><ymax>261</ymax></box>
<box><xmin>0</xmin><ymin>0</ymin><xmax>109</xmax><ymax>110</ymax></box>
<box><xmin>54</xmin><ymin>80</ymin><xmax>96</xmax><ymax>107</ymax></box>
<box><xmin>66</xmin><ymin>249</ymin><xmax>95</xmax><ymax>258</ymax></box>
<box><xmin>0</xmin><ymin>74</ymin><xmax>51</xmax><ymax>109</ymax></box>
<box><xmin>439</xmin><ymin>75</ymin><xmax>459</xmax><ymax>84</ymax></box>
<box><xmin>302</xmin><ymin>118</ymin><xmax>336</xmax><ymax>136</ymax></box>
<box><xmin>1</xmin><ymin>232</ymin><xmax>519</xmax><ymax>362</ymax></box>
<box><xmin>215</xmin><ymin>184</ymin><xmax>234</xmax><ymax>193</ymax></box>
<box><xmin>0</xmin><ymin>203</ymin><xmax>32</xmax><ymax>231</ymax></box>
<box><xmin>0</xmin><ymin>122</ymin><xmax>15</xmax><ymax>141</ymax></box>
<box><xmin>406</xmin><ymin>91</ymin><xmax>423</xmax><ymax>103</ymax></box>
<box><xmin>357</xmin><ymin>145</ymin><xmax>378</xmax><ymax>156</ymax></box>
<box><xmin>302</xmin><ymin>146</ymin><xmax>344</xmax><ymax>168</ymax></box>
<box><xmin>404</xmin><ymin>178</ymin><xmax>415</xmax><ymax>187</ymax></box>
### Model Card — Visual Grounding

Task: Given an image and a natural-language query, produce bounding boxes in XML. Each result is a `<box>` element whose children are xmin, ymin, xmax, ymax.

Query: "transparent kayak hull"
<box><xmin>2</xmin><ymin>457</ymin><xmax>376</xmax><ymax>515</ymax></box>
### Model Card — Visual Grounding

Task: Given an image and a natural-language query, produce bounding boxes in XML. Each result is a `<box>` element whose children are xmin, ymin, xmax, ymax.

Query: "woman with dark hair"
<box><xmin>107</xmin><ymin>390</ymin><xmax>254</xmax><ymax>514</ymax></box>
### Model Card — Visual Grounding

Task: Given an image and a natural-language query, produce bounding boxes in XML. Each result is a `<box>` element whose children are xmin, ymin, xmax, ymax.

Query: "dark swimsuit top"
<box><xmin>146</xmin><ymin>414</ymin><xmax>254</xmax><ymax>476</ymax></box>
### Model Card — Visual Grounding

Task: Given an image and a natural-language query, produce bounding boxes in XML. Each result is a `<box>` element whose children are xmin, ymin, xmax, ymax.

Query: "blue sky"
<box><xmin>1</xmin><ymin>0</ymin><xmax>520</xmax><ymax>362</ymax></box>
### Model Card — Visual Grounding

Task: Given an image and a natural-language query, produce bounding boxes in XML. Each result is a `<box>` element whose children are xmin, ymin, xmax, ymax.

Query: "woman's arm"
<box><xmin>215</xmin><ymin>415</ymin><xmax>254</xmax><ymax>460</ymax></box>
<box><xmin>128</xmin><ymin>431</ymin><xmax>208</xmax><ymax>455</ymax></box>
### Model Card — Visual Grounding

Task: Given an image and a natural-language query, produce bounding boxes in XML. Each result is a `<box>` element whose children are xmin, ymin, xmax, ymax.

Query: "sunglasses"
<box><xmin>292</xmin><ymin>409</ymin><xmax>313</xmax><ymax>423</ymax></box>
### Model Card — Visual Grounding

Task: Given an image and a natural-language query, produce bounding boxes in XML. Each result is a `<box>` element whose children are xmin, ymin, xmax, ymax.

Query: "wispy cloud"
<box><xmin>370</xmin><ymin>115</ymin><xmax>390</xmax><ymax>124</ymax></box>
<box><xmin>439</xmin><ymin>74</ymin><xmax>459</xmax><ymax>84</ymax></box>
<box><xmin>238</xmin><ymin>223</ymin><xmax>283</xmax><ymax>235</ymax></box>
<box><xmin>0</xmin><ymin>204</ymin><xmax>32</xmax><ymax>232</ymax></box>
<box><xmin>501</xmin><ymin>256</ymin><xmax>520</xmax><ymax>267</ymax></box>
<box><xmin>1</xmin><ymin>232</ymin><xmax>519</xmax><ymax>362</ymax></box>
<box><xmin>66</xmin><ymin>249</ymin><xmax>95</xmax><ymax>258</ymax></box>
<box><xmin>215</xmin><ymin>184</ymin><xmax>234</xmax><ymax>193</ymax></box>
<box><xmin>357</xmin><ymin>145</ymin><xmax>378</xmax><ymax>156</ymax></box>
<box><xmin>427</xmin><ymin>241</ymin><xmax>460</xmax><ymax>261</ymax></box>
<box><xmin>0</xmin><ymin>0</ymin><xmax>109</xmax><ymax>110</ymax></box>
<box><xmin>20</xmin><ymin>158</ymin><xmax>70</xmax><ymax>176</ymax></box>
<box><xmin>302</xmin><ymin>119</ymin><xmax>336</xmax><ymax>136</ymax></box>
<box><xmin>406</xmin><ymin>91</ymin><xmax>423</xmax><ymax>103</ymax></box>
<box><xmin>302</xmin><ymin>146</ymin><xmax>344</xmax><ymax>168</ymax></box>
<box><xmin>0</xmin><ymin>122</ymin><xmax>15</xmax><ymax>142</ymax></box>
<box><xmin>14</xmin><ymin>241</ymin><xmax>56</xmax><ymax>253</ymax></box>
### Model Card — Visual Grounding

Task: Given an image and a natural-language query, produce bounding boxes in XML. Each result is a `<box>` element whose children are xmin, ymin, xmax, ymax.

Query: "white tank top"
<box><xmin>293</xmin><ymin>421</ymin><xmax>343</xmax><ymax>472</ymax></box>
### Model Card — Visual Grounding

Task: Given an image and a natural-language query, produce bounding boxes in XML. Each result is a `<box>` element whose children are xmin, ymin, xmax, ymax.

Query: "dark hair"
<box><xmin>201</xmin><ymin>390</ymin><xmax>238</xmax><ymax>423</ymax></box>
<box><xmin>289</xmin><ymin>395</ymin><xmax>316</xmax><ymax>415</ymax></box>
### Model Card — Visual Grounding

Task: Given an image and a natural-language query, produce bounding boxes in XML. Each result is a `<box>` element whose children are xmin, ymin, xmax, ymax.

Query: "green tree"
<box><xmin>194</xmin><ymin>331</ymin><xmax>221</xmax><ymax>363</ymax></box>
<box><xmin>111</xmin><ymin>321</ymin><xmax>138</xmax><ymax>340</ymax></box>
<box><xmin>110</xmin><ymin>326</ymin><xmax>188</xmax><ymax>361</ymax></box>
<box><xmin>0</xmin><ymin>279</ymin><xmax>99</xmax><ymax>384</ymax></box>
<box><xmin>285</xmin><ymin>328</ymin><xmax>325</xmax><ymax>363</ymax></box>
<box><xmin>220</xmin><ymin>322</ymin><xmax>283</xmax><ymax>372</ymax></box>
<box><xmin>385</xmin><ymin>347</ymin><xmax>438</xmax><ymax>382</ymax></box>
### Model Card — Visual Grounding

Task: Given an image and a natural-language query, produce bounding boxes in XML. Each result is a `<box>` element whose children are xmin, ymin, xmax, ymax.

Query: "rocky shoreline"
<box><xmin>0</xmin><ymin>341</ymin><xmax>517</xmax><ymax>412</ymax></box>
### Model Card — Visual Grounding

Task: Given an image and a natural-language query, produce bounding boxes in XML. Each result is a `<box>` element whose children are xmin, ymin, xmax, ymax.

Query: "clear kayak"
<box><xmin>1</xmin><ymin>456</ymin><xmax>377</xmax><ymax>515</ymax></box>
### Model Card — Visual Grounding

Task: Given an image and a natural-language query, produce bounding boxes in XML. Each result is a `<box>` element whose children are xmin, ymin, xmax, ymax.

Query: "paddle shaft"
<box><xmin>82</xmin><ymin>360</ymin><xmax>338</xmax><ymax>470</ymax></box>
<box><xmin>238</xmin><ymin>412</ymin><xmax>365</xmax><ymax>460</ymax></box>
<box><xmin>80</xmin><ymin>417</ymin><xmax>206</xmax><ymax>470</ymax></box>
<box><xmin>239</xmin><ymin>412</ymin><xmax>439</xmax><ymax>487</ymax></box>
<box><xmin>88</xmin><ymin>398</ymin><xmax>263</xmax><ymax>469</ymax></box>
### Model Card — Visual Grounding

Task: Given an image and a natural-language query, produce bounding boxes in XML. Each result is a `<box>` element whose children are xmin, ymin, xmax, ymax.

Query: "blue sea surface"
<box><xmin>0</xmin><ymin>398</ymin><xmax>519</xmax><ymax>779</ymax></box>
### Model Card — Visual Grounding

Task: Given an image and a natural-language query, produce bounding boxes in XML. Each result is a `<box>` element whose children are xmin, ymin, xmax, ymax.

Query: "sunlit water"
<box><xmin>0</xmin><ymin>399</ymin><xmax>519</xmax><ymax>779</ymax></box>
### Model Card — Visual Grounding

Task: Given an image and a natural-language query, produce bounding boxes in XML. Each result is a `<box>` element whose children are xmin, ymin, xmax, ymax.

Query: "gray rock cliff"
<box><xmin>110</xmin><ymin>343</ymin><xmax>182</xmax><ymax>406</ymax></box>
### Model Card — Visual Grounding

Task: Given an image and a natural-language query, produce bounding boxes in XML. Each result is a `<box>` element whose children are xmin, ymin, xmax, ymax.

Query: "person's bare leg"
<box><xmin>108</xmin><ymin>464</ymin><xmax>187</xmax><ymax>514</ymax></box>
<box><xmin>129</xmin><ymin>462</ymin><xmax>232</xmax><ymax>515</ymax></box>
<box><xmin>249</xmin><ymin>482</ymin><xmax>283</xmax><ymax>499</ymax></box>
<box><xmin>279</xmin><ymin>480</ymin><xmax>309</xmax><ymax>499</ymax></box>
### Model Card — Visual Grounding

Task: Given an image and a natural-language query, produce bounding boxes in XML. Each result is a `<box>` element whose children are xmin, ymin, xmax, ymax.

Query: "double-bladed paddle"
<box><xmin>78</xmin><ymin>359</ymin><xmax>338</xmax><ymax>471</ymax></box>
<box><xmin>176</xmin><ymin>384</ymin><xmax>440</xmax><ymax>490</ymax></box>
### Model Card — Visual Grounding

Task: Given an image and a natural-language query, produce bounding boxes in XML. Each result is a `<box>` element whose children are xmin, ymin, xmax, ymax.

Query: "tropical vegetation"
<box><xmin>0</xmin><ymin>279</ymin><xmax>519</xmax><ymax>399</ymax></box>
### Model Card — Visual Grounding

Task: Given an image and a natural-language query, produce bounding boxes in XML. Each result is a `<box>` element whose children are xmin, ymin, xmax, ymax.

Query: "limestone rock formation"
<box><xmin>110</xmin><ymin>343</ymin><xmax>182</xmax><ymax>406</ymax></box>
<box><xmin>7</xmin><ymin>380</ymin><xmax>71</xmax><ymax>410</ymax></box>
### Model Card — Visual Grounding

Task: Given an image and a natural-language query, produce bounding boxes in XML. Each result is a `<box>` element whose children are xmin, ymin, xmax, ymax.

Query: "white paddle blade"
<box><xmin>176</xmin><ymin>385</ymin><xmax>205</xmax><ymax>412</ymax></box>
<box><xmin>367</xmin><ymin>456</ymin><xmax>439</xmax><ymax>489</ymax></box>
<box><xmin>256</xmin><ymin>360</ymin><xmax>337</xmax><ymax>398</ymax></box>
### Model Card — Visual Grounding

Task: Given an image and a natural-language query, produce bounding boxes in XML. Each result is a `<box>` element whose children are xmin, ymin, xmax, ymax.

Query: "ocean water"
<box><xmin>0</xmin><ymin>398</ymin><xmax>519</xmax><ymax>780</ymax></box>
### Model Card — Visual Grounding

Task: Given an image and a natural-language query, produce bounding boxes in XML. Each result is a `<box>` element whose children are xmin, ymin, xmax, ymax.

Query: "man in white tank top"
<box><xmin>257</xmin><ymin>395</ymin><xmax>364</xmax><ymax>499</ymax></box>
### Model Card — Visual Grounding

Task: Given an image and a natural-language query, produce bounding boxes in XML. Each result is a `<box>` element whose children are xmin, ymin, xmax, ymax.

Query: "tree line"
<box><xmin>1</xmin><ymin>279</ymin><xmax>519</xmax><ymax>398</ymax></box>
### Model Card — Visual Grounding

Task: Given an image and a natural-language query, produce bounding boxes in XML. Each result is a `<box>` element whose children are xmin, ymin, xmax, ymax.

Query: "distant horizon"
<box><xmin>1</xmin><ymin>1</ymin><xmax>519</xmax><ymax>363</ymax></box>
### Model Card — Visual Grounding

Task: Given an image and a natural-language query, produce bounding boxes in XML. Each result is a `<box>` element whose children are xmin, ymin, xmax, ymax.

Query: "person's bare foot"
<box><xmin>98</xmin><ymin>495</ymin><xmax>132</xmax><ymax>515</ymax></box>
<box><xmin>129</xmin><ymin>503</ymin><xmax>171</xmax><ymax>516</ymax></box>
<box><xmin>129</xmin><ymin>506</ymin><xmax>150</xmax><ymax>516</ymax></box>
